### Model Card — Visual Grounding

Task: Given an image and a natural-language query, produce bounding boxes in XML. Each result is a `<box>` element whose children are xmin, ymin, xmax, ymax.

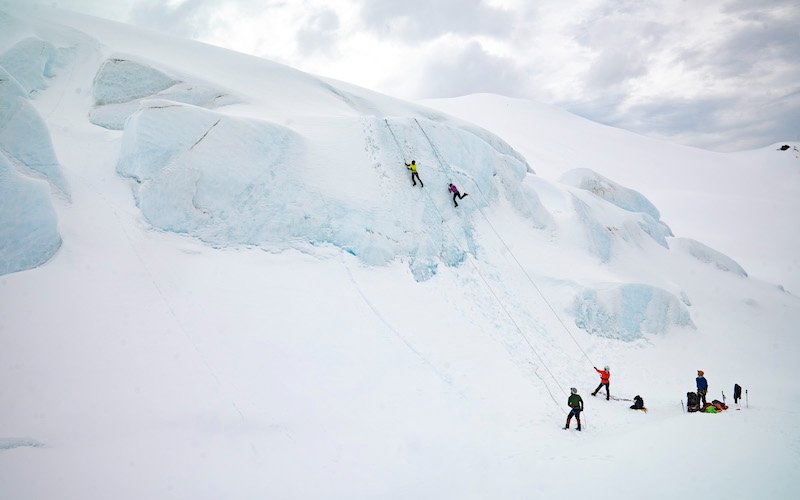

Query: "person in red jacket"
<box><xmin>592</xmin><ymin>365</ymin><xmax>610</xmax><ymax>400</ymax></box>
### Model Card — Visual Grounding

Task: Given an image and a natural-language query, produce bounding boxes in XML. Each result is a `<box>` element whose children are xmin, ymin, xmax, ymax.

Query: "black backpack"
<box><xmin>687</xmin><ymin>391</ymin><xmax>699</xmax><ymax>412</ymax></box>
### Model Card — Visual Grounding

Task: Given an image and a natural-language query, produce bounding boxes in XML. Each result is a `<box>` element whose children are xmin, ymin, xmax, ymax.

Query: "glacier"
<box><xmin>90</xmin><ymin>57</ymin><xmax>236</xmax><ymax>130</ymax></box>
<box><xmin>0</xmin><ymin>151</ymin><xmax>61</xmax><ymax>275</ymax></box>
<box><xmin>573</xmin><ymin>283</ymin><xmax>695</xmax><ymax>341</ymax></box>
<box><xmin>115</xmin><ymin>99</ymin><xmax>539</xmax><ymax>281</ymax></box>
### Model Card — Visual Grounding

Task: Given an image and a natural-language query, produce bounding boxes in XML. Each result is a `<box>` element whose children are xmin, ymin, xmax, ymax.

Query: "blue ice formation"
<box><xmin>563</xmin><ymin>169</ymin><xmax>672</xmax><ymax>251</ymax></box>
<box><xmin>93</xmin><ymin>58</ymin><xmax>178</xmax><ymax>105</ymax></box>
<box><xmin>90</xmin><ymin>58</ymin><xmax>236</xmax><ymax>130</ymax></box>
<box><xmin>0</xmin><ymin>437</ymin><xmax>44</xmax><ymax>450</ymax></box>
<box><xmin>0</xmin><ymin>37</ymin><xmax>72</xmax><ymax>95</ymax></box>
<box><xmin>560</xmin><ymin>169</ymin><xmax>665</xmax><ymax>223</ymax></box>
<box><xmin>573</xmin><ymin>283</ymin><xmax>695</xmax><ymax>341</ymax></box>
<box><xmin>116</xmin><ymin>104</ymin><xmax>531</xmax><ymax>280</ymax></box>
<box><xmin>0</xmin><ymin>152</ymin><xmax>61</xmax><ymax>276</ymax></box>
<box><xmin>571</xmin><ymin>195</ymin><xmax>613</xmax><ymax>262</ymax></box>
<box><xmin>635</xmin><ymin>214</ymin><xmax>672</xmax><ymax>248</ymax></box>
<box><xmin>670</xmin><ymin>237</ymin><xmax>748</xmax><ymax>277</ymax></box>
<box><xmin>0</xmin><ymin>66</ymin><xmax>68</xmax><ymax>194</ymax></box>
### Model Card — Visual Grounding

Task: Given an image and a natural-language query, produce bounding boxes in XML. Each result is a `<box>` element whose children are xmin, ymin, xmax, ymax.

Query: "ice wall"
<box><xmin>116</xmin><ymin>103</ymin><xmax>540</xmax><ymax>280</ymax></box>
<box><xmin>0</xmin><ymin>36</ymin><xmax>73</xmax><ymax>95</ymax></box>
<box><xmin>573</xmin><ymin>283</ymin><xmax>695</xmax><ymax>341</ymax></box>
<box><xmin>0</xmin><ymin>152</ymin><xmax>61</xmax><ymax>275</ymax></box>
<box><xmin>561</xmin><ymin>168</ymin><xmax>667</xmax><ymax>225</ymax></box>
<box><xmin>90</xmin><ymin>58</ymin><xmax>236</xmax><ymax>130</ymax></box>
<box><xmin>671</xmin><ymin>237</ymin><xmax>748</xmax><ymax>277</ymax></box>
<box><xmin>571</xmin><ymin>195</ymin><xmax>613</xmax><ymax>262</ymax></box>
<box><xmin>565</xmin><ymin>169</ymin><xmax>672</xmax><ymax>259</ymax></box>
<box><xmin>0</xmin><ymin>65</ymin><xmax>68</xmax><ymax>194</ymax></box>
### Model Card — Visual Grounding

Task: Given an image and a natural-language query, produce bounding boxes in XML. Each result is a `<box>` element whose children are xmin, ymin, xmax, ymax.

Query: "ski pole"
<box><xmin>722</xmin><ymin>391</ymin><xmax>726</xmax><ymax>405</ymax></box>
<box><xmin>746</xmin><ymin>389</ymin><xmax>749</xmax><ymax>408</ymax></box>
<box><xmin>681</xmin><ymin>400</ymin><xmax>685</xmax><ymax>413</ymax></box>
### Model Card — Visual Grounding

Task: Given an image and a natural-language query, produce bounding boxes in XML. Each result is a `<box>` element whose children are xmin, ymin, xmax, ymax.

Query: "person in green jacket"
<box><xmin>564</xmin><ymin>387</ymin><xmax>584</xmax><ymax>431</ymax></box>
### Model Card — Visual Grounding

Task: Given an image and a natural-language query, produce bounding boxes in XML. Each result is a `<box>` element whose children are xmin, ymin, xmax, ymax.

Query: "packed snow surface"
<box><xmin>1</xmin><ymin>4</ymin><xmax>798</xmax><ymax>500</ymax></box>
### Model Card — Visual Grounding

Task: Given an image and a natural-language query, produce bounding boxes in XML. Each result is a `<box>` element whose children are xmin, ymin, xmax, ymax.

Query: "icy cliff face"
<box><xmin>0</xmin><ymin>19</ymin><xmax>67</xmax><ymax>276</ymax></box>
<box><xmin>115</xmin><ymin>101</ymin><xmax>543</xmax><ymax>281</ymax></box>
<box><xmin>670</xmin><ymin>237</ymin><xmax>748</xmax><ymax>277</ymax></box>
<box><xmin>560</xmin><ymin>168</ymin><xmax>667</xmax><ymax>223</ymax></box>
<box><xmin>90</xmin><ymin>57</ymin><xmax>236</xmax><ymax>130</ymax></box>
<box><xmin>0</xmin><ymin>36</ymin><xmax>74</xmax><ymax>95</ymax></box>
<box><xmin>573</xmin><ymin>283</ymin><xmax>695</xmax><ymax>341</ymax></box>
<box><xmin>0</xmin><ymin>152</ymin><xmax>61</xmax><ymax>275</ymax></box>
<box><xmin>0</xmin><ymin>60</ymin><xmax>67</xmax><ymax>194</ymax></box>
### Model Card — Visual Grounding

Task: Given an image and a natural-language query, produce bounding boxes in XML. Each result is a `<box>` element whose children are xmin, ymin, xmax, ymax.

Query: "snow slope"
<box><xmin>1</xmin><ymin>5</ymin><xmax>799</xmax><ymax>500</ymax></box>
<box><xmin>422</xmin><ymin>93</ymin><xmax>800</xmax><ymax>294</ymax></box>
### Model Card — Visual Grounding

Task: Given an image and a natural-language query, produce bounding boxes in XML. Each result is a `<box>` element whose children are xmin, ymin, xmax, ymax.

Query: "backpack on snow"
<box><xmin>687</xmin><ymin>392</ymin><xmax>700</xmax><ymax>412</ymax></box>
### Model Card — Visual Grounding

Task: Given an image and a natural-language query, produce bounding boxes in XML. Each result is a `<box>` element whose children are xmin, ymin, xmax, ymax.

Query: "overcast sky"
<box><xmin>28</xmin><ymin>0</ymin><xmax>800</xmax><ymax>151</ymax></box>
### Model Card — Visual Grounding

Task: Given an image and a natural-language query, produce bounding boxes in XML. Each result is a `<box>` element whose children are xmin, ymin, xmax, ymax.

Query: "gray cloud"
<box><xmin>555</xmin><ymin>0</ymin><xmax>800</xmax><ymax>151</ymax></box>
<box><xmin>414</xmin><ymin>41</ymin><xmax>527</xmax><ymax>98</ymax></box>
<box><xmin>128</xmin><ymin>0</ymin><xmax>279</xmax><ymax>38</ymax></box>
<box><xmin>19</xmin><ymin>0</ymin><xmax>800</xmax><ymax>151</ymax></box>
<box><xmin>358</xmin><ymin>0</ymin><xmax>511</xmax><ymax>40</ymax></box>
<box><xmin>296</xmin><ymin>9</ymin><xmax>340</xmax><ymax>56</ymax></box>
<box><xmin>128</xmin><ymin>0</ymin><xmax>216</xmax><ymax>38</ymax></box>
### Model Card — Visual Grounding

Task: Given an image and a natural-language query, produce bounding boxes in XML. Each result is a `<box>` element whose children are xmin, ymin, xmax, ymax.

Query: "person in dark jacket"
<box><xmin>734</xmin><ymin>383</ymin><xmax>742</xmax><ymax>405</ymax></box>
<box><xmin>630</xmin><ymin>395</ymin><xmax>646</xmax><ymax>412</ymax></box>
<box><xmin>591</xmin><ymin>366</ymin><xmax>610</xmax><ymax>400</ymax></box>
<box><xmin>564</xmin><ymin>387</ymin><xmax>584</xmax><ymax>431</ymax></box>
<box><xmin>448</xmin><ymin>183</ymin><xmax>468</xmax><ymax>207</ymax></box>
<box><xmin>696</xmin><ymin>370</ymin><xmax>708</xmax><ymax>406</ymax></box>
<box><xmin>405</xmin><ymin>160</ymin><xmax>423</xmax><ymax>187</ymax></box>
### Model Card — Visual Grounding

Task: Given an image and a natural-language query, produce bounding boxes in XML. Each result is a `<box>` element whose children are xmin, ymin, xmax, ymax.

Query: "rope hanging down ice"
<box><xmin>387</xmin><ymin>117</ymin><xmax>568</xmax><ymax>412</ymax></box>
<box><xmin>414</xmin><ymin>117</ymin><xmax>596</xmax><ymax>369</ymax></box>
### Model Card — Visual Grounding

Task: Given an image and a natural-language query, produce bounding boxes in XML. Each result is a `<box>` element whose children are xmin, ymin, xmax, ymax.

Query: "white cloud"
<box><xmin>9</xmin><ymin>0</ymin><xmax>800</xmax><ymax>151</ymax></box>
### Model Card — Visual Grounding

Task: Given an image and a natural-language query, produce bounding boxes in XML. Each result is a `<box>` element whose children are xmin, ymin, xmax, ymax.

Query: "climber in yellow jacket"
<box><xmin>405</xmin><ymin>160</ymin><xmax>423</xmax><ymax>188</ymax></box>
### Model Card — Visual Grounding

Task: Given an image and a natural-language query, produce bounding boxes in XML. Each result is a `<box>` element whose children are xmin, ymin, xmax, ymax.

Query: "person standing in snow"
<box><xmin>448</xmin><ymin>183</ymin><xmax>468</xmax><ymax>207</ymax></box>
<box><xmin>592</xmin><ymin>365</ymin><xmax>611</xmax><ymax>400</ymax></box>
<box><xmin>696</xmin><ymin>370</ymin><xmax>708</xmax><ymax>406</ymax></box>
<box><xmin>405</xmin><ymin>160</ymin><xmax>423</xmax><ymax>187</ymax></box>
<box><xmin>564</xmin><ymin>387</ymin><xmax>584</xmax><ymax>431</ymax></box>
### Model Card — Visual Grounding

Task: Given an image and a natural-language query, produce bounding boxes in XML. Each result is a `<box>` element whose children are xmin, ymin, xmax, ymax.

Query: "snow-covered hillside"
<box><xmin>422</xmin><ymin>93</ymin><xmax>800</xmax><ymax>295</ymax></box>
<box><xmin>1</xmin><ymin>4</ymin><xmax>799</xmax><ymax>500</ymax></box>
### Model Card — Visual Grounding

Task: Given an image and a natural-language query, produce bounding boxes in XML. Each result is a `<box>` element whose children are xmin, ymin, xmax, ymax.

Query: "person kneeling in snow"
<box><xmin>630</xmin><ymin>395</ymin><xmax>647</xmax><ymax>412</ymax></box>
<box><xmin>564</xmin><ymin>387</ymin><xmax>584</xmax><ymax>431</ymax></box>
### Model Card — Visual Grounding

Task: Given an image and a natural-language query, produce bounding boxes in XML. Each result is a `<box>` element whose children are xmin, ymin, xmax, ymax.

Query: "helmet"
<box><xmin>570</xmin><ymin>387</ymin><xmax>578</xmax><ymax>394</ymax></box>
<box><xmin>411</xmin><ymin>160</ymin><xmax>416</xmax><ymax>164</ymax></box>
<box><xmin>698</xmin><ymin>370</ymin><xmax>704</xmax><ymax>376</ymax></box>
<box><xmin>604</xmin><ymin>365</ymin><xmax>610</xmax><ymax>371</ymax></box>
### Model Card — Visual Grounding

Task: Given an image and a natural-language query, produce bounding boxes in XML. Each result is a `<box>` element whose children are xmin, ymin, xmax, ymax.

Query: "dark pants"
<box><xmin>697</xmin><ymin>389</ymin><xmax>707</xmax><ymax>406</ymax></box>
<box><xmin>593</xmin><ymin>382</ymin><xmax>610</xmax><ymax>400</ymax></box>
<box><xmin>452</xmin><ymin>191</ymin><xmax>467</xmax><ymax>206</ymax></box>
<box><xmin>565</xmin><ymin>408</ymin><xmax>582</xmax><ymax>429</ymax></box>
<box><xmin>411</xmin><ymin>172</ymin><xmax>423</xmax><ymax>187</ymax></box>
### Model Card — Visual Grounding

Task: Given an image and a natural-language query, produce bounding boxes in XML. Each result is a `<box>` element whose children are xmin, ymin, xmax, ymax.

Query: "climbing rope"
<box><xmin>385</xmin><ymin>117</ymin><xmax>569</xmax><ymax>413</ymax></box>
<box><xmin>414</xmin><ymin>118</ymin><xmax>597</xmax><ymax>369</ymax></box>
